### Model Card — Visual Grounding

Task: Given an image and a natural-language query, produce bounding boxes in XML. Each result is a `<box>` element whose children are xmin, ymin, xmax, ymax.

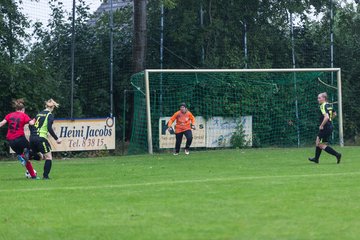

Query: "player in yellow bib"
<box><xmin>308</xmin><ymin>92</ymin><xmax>341</xmax><ymax>164</ymax></box>
<box><xmin>29</xmin><ymin>99</ymin><xmax>62</xmax><ymax>179</ymax></box>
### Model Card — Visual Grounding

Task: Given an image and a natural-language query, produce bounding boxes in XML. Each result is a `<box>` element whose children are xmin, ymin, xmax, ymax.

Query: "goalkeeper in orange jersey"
<box><xmin>167</xmin><ymin>103</ymin><xmax>195</xmax><ymax>155</ymax></box>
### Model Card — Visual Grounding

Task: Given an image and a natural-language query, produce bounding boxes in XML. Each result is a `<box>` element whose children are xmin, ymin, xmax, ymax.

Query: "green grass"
<box><xmin>1</xmin><ymin>147</ymin><xmax>360</xmax><ymax>240</ymax></box>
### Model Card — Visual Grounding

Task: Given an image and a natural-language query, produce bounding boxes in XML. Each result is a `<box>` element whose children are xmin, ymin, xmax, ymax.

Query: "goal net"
<box><xmin>129</xmin><ymin>69</ymin><xmax>343</xmax><ymax>154</ymax></box>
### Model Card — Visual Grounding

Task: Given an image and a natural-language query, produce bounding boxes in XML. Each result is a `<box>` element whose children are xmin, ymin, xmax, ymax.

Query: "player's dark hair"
<box><xmin>12</xmin><ymin>98</ymin><xmax>25</xmax><ymax>110</ymax></box>
<box><xmin>180</xmin><ymin>102</ymin><xmax>187</xmax><ymax>108</ymax></box>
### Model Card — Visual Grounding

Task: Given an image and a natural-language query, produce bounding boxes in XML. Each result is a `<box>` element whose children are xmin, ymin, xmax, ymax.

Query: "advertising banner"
<box><xmin>11</xmin><ymin>118</ymin><xmax>115</xmax><ymax>153</ymax></box>
<box><xmin>159</xmin><ymin>117</ymin><xmax>206</xmax><ymax>149</ymax></box>
<box><xmin>159</xmin><ymin>116</ymin><xmax>252</xmax><ymax>149</ymax></box>
<box><xmin>206</xmin><ymin>116</ymin><xmax>252</xmax><ymax>148</ymax></box>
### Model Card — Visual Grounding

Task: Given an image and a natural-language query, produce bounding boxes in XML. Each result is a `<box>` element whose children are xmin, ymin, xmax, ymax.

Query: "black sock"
<box><xmin>324</xmin><ymin>146</ymin><xmax>339</xmax><ymax>157</ymax></box>
<box><xmin>43</xmin><ymin>160</ymin><xmax>52</xmax><ymax>178</ymax></box>
<box><xmin>315</xmin><ymin>147</ymin><xmax>322</xmax><ymax>160</ymax></box>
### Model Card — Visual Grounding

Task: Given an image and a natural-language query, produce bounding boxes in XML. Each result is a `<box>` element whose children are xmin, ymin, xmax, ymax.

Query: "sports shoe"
<box><xmin>43</xmin><ymin>176</ymin><xmax>51</xmax><ymax>180</ymax></box>
<box><xmin>173</xmin><ymin>153</ymin><xmax>179</xmax><ymax>156</ymax></box>
<box><xmin>17</xmin><ymin>155</ymin><xmax>26</xmax><ymax>166</ymax></box>
<box><xmin>185</xmin><ymin>149</ymin><xmax>190</xmax><ymax>155</ymax></box>
<box><xmin>336</xmin><ymin>153</ymin><xmax>342</xmax><ymax>164</ymax></box>
<box><xmin>31</xmin><ymin>176</ymin><xmax>41</xmax><ymax>180</ymax></box>
<box><xmin>308</xmin><ymin>157</ymin><xmax>319</xmax><ymax>164</ymax></box>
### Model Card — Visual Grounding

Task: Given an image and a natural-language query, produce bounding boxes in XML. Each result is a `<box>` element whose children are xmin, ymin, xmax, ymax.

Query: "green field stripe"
<box><xmin>1</xmin><ymin>171</ymin><xmax>359</xmax><ymax>193</ymax></box>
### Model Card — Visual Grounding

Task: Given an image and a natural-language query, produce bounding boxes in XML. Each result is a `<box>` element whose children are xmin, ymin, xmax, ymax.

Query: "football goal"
<box><xmin>129</xmin><ymin>68</ymin><xmax>343</xmax><ymax>154</ymax></box>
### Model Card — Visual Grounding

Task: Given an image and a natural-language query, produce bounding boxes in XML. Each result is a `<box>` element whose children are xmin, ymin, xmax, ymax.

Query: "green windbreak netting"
<box><xmin>129</xmin><ymin>71</ymin><xmax>338</xmax><ymax>154</ymax></box>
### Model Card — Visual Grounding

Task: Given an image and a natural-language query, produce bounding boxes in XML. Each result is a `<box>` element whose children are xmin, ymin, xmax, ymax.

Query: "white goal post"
<box><xmin>144</xmin><ymin>68</ymin><xmax>343</xmax><ymax>154</ymax></box>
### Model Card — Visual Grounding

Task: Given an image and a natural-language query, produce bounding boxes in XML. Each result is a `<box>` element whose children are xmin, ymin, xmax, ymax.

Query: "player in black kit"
<box><xmin>308</xmin><ymin>92</ymin><xmax>342</xmax><ymax>164</ymax></box>
<box><xmin>29</xmin><ymin>99</ymin><xmax>62</xmax><ymax>179</ymax></box>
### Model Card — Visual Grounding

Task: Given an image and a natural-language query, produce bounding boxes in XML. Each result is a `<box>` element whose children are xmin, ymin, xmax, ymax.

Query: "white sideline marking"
<box><xmin>1</xmin><ymin>171</ymin><xmax>359</xmax><ymax>193</ymax></box>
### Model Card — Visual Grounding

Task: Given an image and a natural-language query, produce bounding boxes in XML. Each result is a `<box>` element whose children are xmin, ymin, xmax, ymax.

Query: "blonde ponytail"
<box><xmin>45</xmin><ymin>99</ymin><xmax>60</xmax><ymax>109</ymax></box>
<box><xmin>319</xmin><ymin>92</ymin><xmax>328</xmax><ymax>101</ymax></box>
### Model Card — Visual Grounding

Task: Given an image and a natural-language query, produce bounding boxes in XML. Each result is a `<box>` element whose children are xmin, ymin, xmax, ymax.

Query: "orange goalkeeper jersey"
<box><xmin>167</xmin><ymin>110</ymin><xmax>195</xmax><ymax>133</ymax></box>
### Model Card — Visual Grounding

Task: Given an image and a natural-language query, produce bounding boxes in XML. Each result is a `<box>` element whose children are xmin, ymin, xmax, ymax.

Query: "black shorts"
<box><xmin>318</xmin><ymin>125</ymin><xmax>333</xmax><ymax>144</ymax></box>
<box><xmin>8</xmin><ymin>136</ymin><xmax>30</xmax><ymax>155</ymax></box>
<box><xmin>30</xmin><ymin>137</ymin><xmax>52</xmax><ymax>154</ymax></box>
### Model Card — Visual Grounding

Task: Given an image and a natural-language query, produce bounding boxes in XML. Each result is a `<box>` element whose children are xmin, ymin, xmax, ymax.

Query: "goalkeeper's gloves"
<box><xmin>168</xmin><ymin>127</ymin><xmax>175</xmax><ymax>134</ymax></box>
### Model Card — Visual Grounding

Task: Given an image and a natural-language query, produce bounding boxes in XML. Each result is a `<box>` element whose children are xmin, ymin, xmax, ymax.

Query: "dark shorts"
<box><xmin>318</xmin><ymin>125</ymin><xmax>333</xmax><ymax>144</ymax></box>
<box><xmin>8</xmin><ymin>136</ymin><xmax>29</xmax><ymax>155</ymax></box>
<box><xmin>30</xmin><ymin>137</ymin><xmax>52</xmax><ymax>154</ymax></box>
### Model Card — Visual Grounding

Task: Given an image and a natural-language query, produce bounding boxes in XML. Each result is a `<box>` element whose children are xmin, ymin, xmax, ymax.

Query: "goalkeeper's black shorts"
<box><xmin>318</xmin><ymin>125</ymin><xmax>333</xmax><ymax>143</ymax></box>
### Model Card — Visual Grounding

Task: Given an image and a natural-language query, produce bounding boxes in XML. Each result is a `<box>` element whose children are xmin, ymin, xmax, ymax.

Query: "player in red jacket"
<box><xmin>167</xmin><ymin>103</ymin><xmax>196</xmax><ymax>155</ymax></box>
<box><xmin>0</xmin><ymin>99</ymin><xmax>38</xmax><ymax>179</ymax></box>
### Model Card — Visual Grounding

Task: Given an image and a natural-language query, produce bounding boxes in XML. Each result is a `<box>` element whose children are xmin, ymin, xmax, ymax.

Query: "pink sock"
<box><xmin>25</xmin><ymin>162</ymin><xmax>36</xmax><ymax>177</ymax></box>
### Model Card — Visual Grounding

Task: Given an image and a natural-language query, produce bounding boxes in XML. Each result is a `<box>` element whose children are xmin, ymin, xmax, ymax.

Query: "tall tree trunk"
<box><xmin>128</xmin><ymin>0</ymin><xmax>147</xmax><ymax>145</ymax></box>
<box><xmin>133</xmin><ymin>0</ymin><xmax>147</xmax><ymax>72</ymax></box>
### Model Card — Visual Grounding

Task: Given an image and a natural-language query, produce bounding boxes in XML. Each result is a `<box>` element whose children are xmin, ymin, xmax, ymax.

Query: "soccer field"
<box><xmin>1</xmin><ymin>147</ymin><xmax>360</xmax><ymax>240</ymax></box>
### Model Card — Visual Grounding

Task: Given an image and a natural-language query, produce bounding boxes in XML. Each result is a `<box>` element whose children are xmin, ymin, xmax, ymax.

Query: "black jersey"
<box><xmin>30</xmin><ymin>110</ymin><xmax>58</xmax><ymax>140</ymax></box>
<box><xmin>319</xmin><ymin>102</ymin><xmax>334</xmax><ymax>128</ymax></box>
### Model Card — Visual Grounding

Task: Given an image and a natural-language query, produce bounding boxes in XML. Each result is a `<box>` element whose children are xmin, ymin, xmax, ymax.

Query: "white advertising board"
<box><xmin>10</xmin><ymin>118</ymin><xmax>115</xmax><ymax>153</ymax></box>
<box><xmin>206</xmin><ymin>116</ymin><xmax>252</xmax><ymax>148</ymax></box>
<box><xmin>159</xmin><ymin>116</ymin><xmax>252</xmax><ymax>149</ymax></box>
<box><xmin>159</xmin><ymin>116</ymin><xmax>206</xmax><ymax>149</ymax></box>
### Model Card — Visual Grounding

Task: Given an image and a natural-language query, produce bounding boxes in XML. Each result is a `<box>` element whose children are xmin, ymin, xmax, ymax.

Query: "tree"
<box><xmin>133</xmin><ymin>0</ymin><xmax>147</xmax><ymax>72</ymax></box>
